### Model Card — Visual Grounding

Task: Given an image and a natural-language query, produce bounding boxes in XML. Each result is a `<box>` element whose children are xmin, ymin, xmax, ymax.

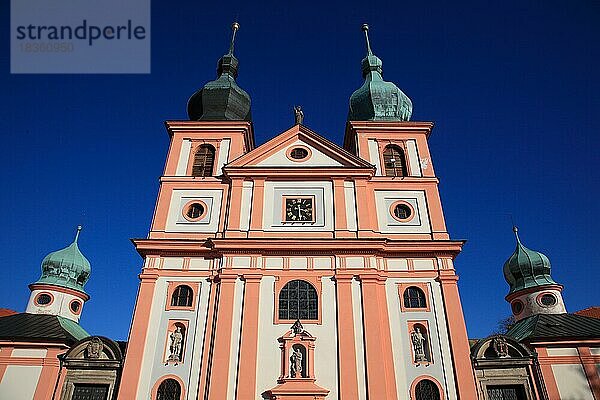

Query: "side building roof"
<box><xmin>575</xmin><ymin>306</ymin><xmax>600</xmax><ymax>319</ymax></box>
<box><xmin>0</xmin><ymin>313</ymin><xmax>89</xmax><ymax>345</ymax></box>
<box><xmin>506</xmin><ymin>313</ymin><xmax>600</xmax><ymax>342</ymax></box>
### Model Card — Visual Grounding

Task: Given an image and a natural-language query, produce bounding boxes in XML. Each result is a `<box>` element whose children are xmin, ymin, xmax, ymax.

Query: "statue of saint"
<box><xmin>294</xmin><ymin>106</ymin><xmax>304</xmax><ymax>125</ymax></box>
<box><xmin>290</xmin><ymin>347</ymin><xmax>303</xmax><ymax>378</ymax></box>
<box><xmin>168</xmin><ymin>326</ymin><xmax>183</xmax><ymax>362</ymax></box>
<box><xmin>411</xmin><ymin>327</ymin><xmax>428</xmax><ymax>362</ymax></box>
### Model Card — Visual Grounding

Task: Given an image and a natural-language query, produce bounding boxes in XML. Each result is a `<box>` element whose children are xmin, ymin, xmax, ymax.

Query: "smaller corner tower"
<box><xmin>26</xmin><ymin>225</ymin><xmax>91</xmax><ymax>322</ymax></box>
<box><xmin>503</xmin><ymin>227</ymin><xmax>566</xmax><ymax>321</ymax></box>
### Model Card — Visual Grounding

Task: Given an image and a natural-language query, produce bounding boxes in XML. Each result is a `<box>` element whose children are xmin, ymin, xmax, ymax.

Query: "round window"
<box><xmin>36</xmin><ymin>293</ymin><xmax>52</xmax><ymax>306</ymax></box>
<box><xmin>70</xmin><ymin>301</ymin><xmax>81</xmax><ymax>313</ymax></box>
<box><xmin>184</xmin><ymin>202</ymin><xmax>206</xmax><ymax>221</ymax></box>
<box><xmin>393</xmin><ymin>203</ymin><xmax>412</xmax><ymax>221</ymax></box>
<box><xmin>289</xmin><ymin>147</ymin><xmax>309</xmax><ymax>160</ymax></box>
<box><xmin>511</xmin><ymin>300</ymin><xmax>524</xmax><ymax>315</ymax></box>
<box><xmin>539</xmin><ymin>294</ymin><xmax>557</xmax><ymax>307</ymax></box>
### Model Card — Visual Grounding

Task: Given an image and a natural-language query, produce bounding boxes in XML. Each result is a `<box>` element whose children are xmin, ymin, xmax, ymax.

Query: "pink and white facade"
<box><xmin>117</xmin><ymin>120</ymin><xmax>478</xmax><ymax>399</ymax></box>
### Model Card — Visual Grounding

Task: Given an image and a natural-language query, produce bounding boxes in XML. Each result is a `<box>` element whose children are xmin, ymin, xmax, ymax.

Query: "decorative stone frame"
<box><xmin>398</xmin><ymin>282</ymin><xmax>430</xmax><ymax>312</ymax></box>
<box><xmin>470</xmin><ymin>335</ymin><xmax>538</xmax><ymax>400</ymax></box>
<box><xmin>165</xmin><ymin>281</ymin><xmax>199</xmax><ymax>311</ymax></box>
<box><xmin>34</xmin><ymin>291</ymin><xmax>54</xmax><ymax>307</ymax></box>
<box><xmin>274</xmin><ymin>276</ymin><xmax>322</xmax><ymax>325</ymax></box>
<box><xmin>389</xmin><ymin>200</ymin><xmax>416</xmax><ymax>223</ymax></box>
<box><xmin>181</xmin><ymin>200</ymin><xmax>209</xmax><ymax>222</ymax></box>
<box><xmin>186</xmin><ymin>141</ymin><xmax>220</xmax><ymax>177</ymax></box>
<box><xmin>151</xmin><ymin>374</ymin><xmax>186</xmax><ymax>400</ymax></box>
<box><xmin>59</xmin><ymin>336</ymin><xmax>123</xmax><ymax>400</ymax></box>
<box><xmin>162</xmin><ymin>319</ymin><xmax>189</xmax><ymax>365</ymax></box>
<box><xmin>264</xmin><ymin>327</ymin><xmax>329</xmax><ymax>399</ymax></box>
<box><xmin>278</xmin><ymin>329</ymin><xmax>316</xmax><ymax>381</ymax></box>
<box><xmin>281</xmin><ymin>195</ymin><xmax>316</xmax><ymax>224</ymax></box>
<box><xmin>407</xmin><ymin>320</ymin><xmax>434</xmax><ymax>365</ymax></box>
<box><xmin>410</xmin><ymin>375</ymin><xmax>445</xmax><ymax>400</ymax></box>
<box><xmin>285</xmin><ymin>144</ymin><xmax>312</xmax><ymax>162</ymax></box>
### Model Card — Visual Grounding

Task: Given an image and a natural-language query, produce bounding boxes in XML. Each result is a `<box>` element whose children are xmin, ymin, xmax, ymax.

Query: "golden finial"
<box><xmin>229</xmin><ymin>22</ymin><xmax>240</xmax><ymax>55</ymax></box>
<box><xmin>74</xmin><ymin>225</ymin><xmax>83</xmax><ymax>243</ymax></box>
<box><xmin>362</xmin><ymin>23</ymin><xmax>373</xmax><ymax>56</ymax></box>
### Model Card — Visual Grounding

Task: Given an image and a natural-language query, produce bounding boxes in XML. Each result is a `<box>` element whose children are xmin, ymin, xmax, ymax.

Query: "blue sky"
<box><xmin>0</xmin><ymin>0</ymin><xmax>598</xmax><ymax>340</ymax></box>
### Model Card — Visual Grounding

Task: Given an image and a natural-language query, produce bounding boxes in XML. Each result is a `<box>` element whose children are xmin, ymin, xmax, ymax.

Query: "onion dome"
<box><xmin>187</xmin><ymin>22</ymin><xmax>252</xmax><ymax>121</ymax></box>
<box><xmin>503</xmin><ymin>227</ymin><xmax>558</xmax><ymax>295</ymax></box>
<box><xmin>348</xmin><ymin>24</ymin><xmax>412</xmax><ymax>122</ymax></box>
<box><xmin>35</xmin><ymin>226</ymin><xmax>91</xmax><ymax>294</ymax></box>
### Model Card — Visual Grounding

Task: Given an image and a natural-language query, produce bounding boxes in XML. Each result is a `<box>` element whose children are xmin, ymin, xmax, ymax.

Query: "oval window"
<box><xmin>70</xmin><ymin>301</ymin><xmax>81</xmax><ymax>313</ymax></box>
<box><xmin>393</xmin><ymin>203</ymin><xmax>412</xmax><ymax>221</ymax></box>
<box><xmin>289</xmin><ymin>147</ymin><xmax>309</xmax><ymax>160</ymax></box>
<box><xmin>36</xmin><ymin>293</ymin><xmax>52</xmax><ymax>306</ymax></box>
<box><xmin>183</xmin><ymin>201</ymin><xmax>207</xmax><ymax>221</ymax></box>
<box><xmin>511</xmin><ymin>300</ymin><xmax>524</xmax><ymax>314</ymax></box>
<box><xmin>539</xmin><ymin>294</ymin><xmax>557</xmax><ymax>307</ymax></box>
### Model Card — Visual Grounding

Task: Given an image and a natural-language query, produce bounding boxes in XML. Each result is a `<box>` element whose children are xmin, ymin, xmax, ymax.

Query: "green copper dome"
<box><xmin>35</xmin><ymin>226</ymin><xmax>91</xmax><ymax>294</ymax></box>
<box><xmin>348</xmin><ymin>25</ymin><xmax>412</xmax><ymax>122</ymax></box>
<box><xmin>503</xmin><ymin>227</ymin><xmax>558</xmax><ymax>295</ymax></box>
<box><xmin>187</xmin><ymin>23</ymin><xmax>251</xmax><ymax>121</ymax></box>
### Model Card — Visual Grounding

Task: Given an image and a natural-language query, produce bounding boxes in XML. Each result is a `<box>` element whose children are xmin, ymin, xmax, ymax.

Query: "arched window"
<box><xmin>403</xmin><ymin>286</ymin><xmax>427</xmax><ymax>309</ymax></box>
<box><xmin>171</xmin><ymin>285</ymin><xmax>193</xmax><ymax>307</ymax></box>
<box><xmin>382</xmin><ymin>145</ymin><xmax>408</xmax><ymax>177</ymax></box>
<box><xmin>191</xmin><ymin>144</ymin><xmax>215</xmax><ymax>177</ymax></box>
<box><xmin>279</xmin><ymin>280</ymin><xmax>318</xmax><ymax>320</ymax></box>
<box><xmin>414</xmin><ymin>379</ymin><xmax>441</xmax><ymax>400</ymax></box>
<box><xmin>156</xmin><ymin>378</ymin><xmax>181</xmax><ymax>400</ymax></box>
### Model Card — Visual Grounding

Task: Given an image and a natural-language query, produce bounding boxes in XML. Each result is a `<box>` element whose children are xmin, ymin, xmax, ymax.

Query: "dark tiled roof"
<box><xmin>507</xmin><ymin>313</ymin><xmax>600</xmax><ymax>342</ymax></box>
<box><xmin>0</xmin><ymin>313</ymin><xmax>89</xmax><ymax>345</ymax></box>
<box><xmin>575</xmin><ymin>307</ymin><xmax>600</xmax><ymax>319</ymax></box>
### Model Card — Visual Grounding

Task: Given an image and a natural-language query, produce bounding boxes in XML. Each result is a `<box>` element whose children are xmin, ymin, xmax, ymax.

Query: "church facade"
<box><xmin>2</xmin><ymin>23</ymin><xmax>600</xmax><ymax>400</ymax></box>
<box><xmin>116</xmin><ymin>24</ymin><xmax>477</xmax><ymax>400</ymax></box>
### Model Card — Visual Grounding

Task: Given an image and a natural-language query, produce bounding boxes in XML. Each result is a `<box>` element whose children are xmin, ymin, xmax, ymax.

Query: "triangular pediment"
<box><xmin>226</xmin><ymin>124</ymin><xmax>373</xmax><ymax>169</ymax></box>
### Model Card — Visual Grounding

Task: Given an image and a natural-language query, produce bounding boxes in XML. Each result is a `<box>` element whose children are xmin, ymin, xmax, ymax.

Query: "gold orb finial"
<box><xmin>361</xmin><ymin>24</ymin><xmax>372</xmax><ymax>56</ymax></box>
<box><xmin>228</xmin><ymin>22</ymin><xmax>240</xmax><ymax>55</ymax></box>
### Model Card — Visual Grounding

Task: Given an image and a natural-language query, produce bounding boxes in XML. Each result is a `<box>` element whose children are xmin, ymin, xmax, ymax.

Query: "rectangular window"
<box><xmin>72</xmin><ymin>384</ymin><xmax>109</xmax><ymax>400</ymax></box>
<box><xmin>486</xmin><ymin>385</ymin><xmax>527</xmax><ymax>400</ymax></box>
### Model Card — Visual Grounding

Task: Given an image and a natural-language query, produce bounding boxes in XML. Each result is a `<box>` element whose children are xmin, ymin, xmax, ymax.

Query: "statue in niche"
<box><xmin>492</xmin><ymin>336</ymin><xmax>509</xmax><ymax>358</ymax></box>
<box><xmin>411</xmin><ymin>327</ymin><xmax>428</xmax><ymax>362</ymax></box>
<box><xmin>290</xmin><ymin>347</ymin><xmax>303</xmax><ymax>378</ymax></box>
<box><xmin>168</xmin><ymin>326</ymin><xmax>184</xmax><ymax>362</ymax></box>
<box><xmin>294</xmin><ymin>106</ymin><xmax>304</xmax><ymax>125</ymax></box>
<box><xmin>86</xmin><ymin>337</ymin><xmax>102</xmax><ymax>359</ymax></box>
